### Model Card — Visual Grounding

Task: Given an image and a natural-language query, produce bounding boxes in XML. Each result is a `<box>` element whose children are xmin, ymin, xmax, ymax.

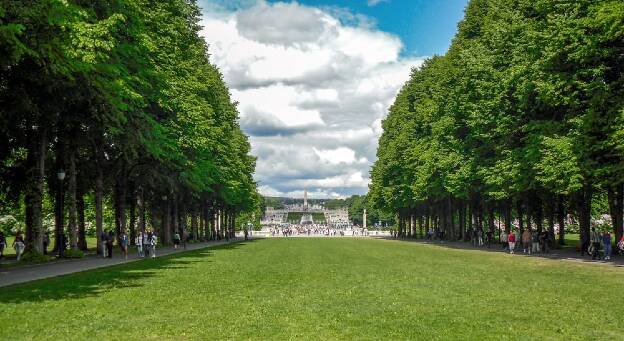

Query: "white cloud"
<box><xmin>367</xmin><ymin>0</ymin><xmax>389</xmax><ymax>7</ymax></box>
<box><xmin>200</xmin><ymin>0</ymin><xmax>424</xmax><ymax>198</ymax></box>
<box><xmin>313</xmin><ymin>147</ymin><xmax>356</xmax><ymax>165</ymax></box>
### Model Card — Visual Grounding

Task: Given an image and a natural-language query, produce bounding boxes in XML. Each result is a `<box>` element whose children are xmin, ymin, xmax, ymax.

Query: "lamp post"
<box><xmin>57</xmin><ymin>169</ymin><xmax>65</xmax><ymax>258</ymax></box>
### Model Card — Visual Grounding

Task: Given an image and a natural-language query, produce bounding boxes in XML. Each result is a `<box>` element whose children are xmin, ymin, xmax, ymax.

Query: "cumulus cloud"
<box><xmin>200</xmin><ymin>0</ymin><xmax>424</xmax><ymax>198</ymax></box>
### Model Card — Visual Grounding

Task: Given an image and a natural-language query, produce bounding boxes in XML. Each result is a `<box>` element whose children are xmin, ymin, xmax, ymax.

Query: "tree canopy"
<box><xmin>369</xmin><ymin>0</ymin><xmax>624</xmax><ymax>242</ymax></box>
<box><xmin>0</xmin><ymin>0</ymin><xmax>259</xmax><ymax>256</ymax></box>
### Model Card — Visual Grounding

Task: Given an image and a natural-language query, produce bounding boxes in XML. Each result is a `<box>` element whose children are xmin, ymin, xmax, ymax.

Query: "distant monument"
<box><xmin>300</xmin><ymin>188</ymin><xmax>314</xmax><ymax>225</ymax></box>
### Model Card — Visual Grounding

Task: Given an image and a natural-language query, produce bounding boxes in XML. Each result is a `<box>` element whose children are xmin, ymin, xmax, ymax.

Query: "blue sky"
<box><xmin>199</xmin><ymin>0</ymin><xmax>469</xmax><ymax>198</ymax></box>
<box><xmin>268</xmin><ymin>0</ymin><xmax>468</xmax><ymax>56</ymax></box>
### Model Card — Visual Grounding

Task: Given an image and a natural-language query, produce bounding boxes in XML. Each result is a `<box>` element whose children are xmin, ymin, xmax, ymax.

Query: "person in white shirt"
<box><xmin>150</xmin><ymin>233</ymin><xmax>157</xmax><ymax>258</ymax></box>
<box><xmin>135</xmin><ymin>233</ymin><xmax>143</xmax><ymax>257</ymax></box>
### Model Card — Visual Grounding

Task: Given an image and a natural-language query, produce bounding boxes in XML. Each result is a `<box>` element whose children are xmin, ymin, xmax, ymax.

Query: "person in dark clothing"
<box><xmin>106</xmin><ymin>230</ymin><xmax>114</xmax><ymax>258</ymax></box>
<box><xmin>58</xmin><ymin>232</ymin><xmax>66</xmax><ymax>258</ymax></box>
<box><xmin>485</xmin><ymin>230</ymin><xmax>493</xmax><ymax>248</ymax></box>
<box><xmin>43</xmin><ymin>232</ymin><xmax>50</xmax><ymax>255</ymax></box>
<box><xmin>540</xmin><ymin>231</ymin><xmax>550</xmax><ymax>253</ymax></box>
<box><xmin>0</xmin><ymin>231</ymin><xmax>6</xmax><ymax>258</ymax></box>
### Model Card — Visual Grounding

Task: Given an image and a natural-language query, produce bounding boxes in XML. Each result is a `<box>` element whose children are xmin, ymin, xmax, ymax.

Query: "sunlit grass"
<box><xmin>0</xmin><ymin>238</ymin><xmax>622</xmax><ymax>340</ymax></box>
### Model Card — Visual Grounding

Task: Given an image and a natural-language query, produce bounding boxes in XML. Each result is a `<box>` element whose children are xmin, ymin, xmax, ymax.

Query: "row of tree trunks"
<box><xmin>23</xmin><ymin>129</ymin><xmax>242</xmax><ymax>254</ymax></box>
<box><xmin>398</xmin><ymin>191</ymin><xmax>582</xmax><ymax>246</ymax></box>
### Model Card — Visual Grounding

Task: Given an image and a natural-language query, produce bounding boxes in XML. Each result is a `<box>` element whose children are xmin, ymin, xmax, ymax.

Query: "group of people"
<box><xmin>424</xmin><ymin>228</ymin><xmax>446</xmax><ymax>242</ymax></box>
<box><xmin>134</xmin><ymin>230</ymin><xmax>158</xmax><ymax>259</ymax></box>
<box><xmin>269</xmin><ymin>225</ymin><xmax>361</xmax><ymax>237</ymax></box>
<box><xmin>585</xmin><ymin>227</ymin><xmax>622</xmax><ymax>261</ymax></box>
<box><xmin>500</xmin><ymin>229</ymin><xmax>553</xmax><ymax>255</ymax></box>
<box><xmin>0</xmin><ymin>231</ymin><xmax>25</xmax><ymax>261</ymax></box>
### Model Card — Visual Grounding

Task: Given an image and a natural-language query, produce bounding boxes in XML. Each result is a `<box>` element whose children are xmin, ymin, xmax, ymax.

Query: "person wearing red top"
<box><xmin>507</xmin><ymin>231</ymin><xmax>516</xmax><ymax>254</ymax></box>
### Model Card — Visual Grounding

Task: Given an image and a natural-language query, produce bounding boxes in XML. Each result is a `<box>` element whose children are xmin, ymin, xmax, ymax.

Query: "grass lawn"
<box><xmin>0</xmin><ymin>238</ymin><xmax>622</xmax><ymax>340</ymax></box>
<box><xmin>1</xmin><ymin>236</ymin><xmax>99</xmax><ymax>257</ymax></box>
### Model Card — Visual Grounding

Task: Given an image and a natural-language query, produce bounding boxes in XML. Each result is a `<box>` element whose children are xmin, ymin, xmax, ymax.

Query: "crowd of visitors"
<box><xmin>418</xmin><ymin>225</ymin><xmax>624</xmax><ymax>261</ymax></box>
<box><xmin>269</xmin><ymin>225</ymin><xmax>369</xmax><ymax>237</ymax></box>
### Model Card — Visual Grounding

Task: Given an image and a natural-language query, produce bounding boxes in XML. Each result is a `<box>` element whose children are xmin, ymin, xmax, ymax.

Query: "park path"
<box><xmin>0</xmin><ymin>238</ymin><xmax>243</xmax><ymax>288</ymax></box>
<box><xmin>388</xmin><ymin>237</ymin><xmax>624</xmax><ymax>267</ymax></box>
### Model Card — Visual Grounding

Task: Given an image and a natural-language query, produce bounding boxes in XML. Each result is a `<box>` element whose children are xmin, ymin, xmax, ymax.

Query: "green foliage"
<box><xmin>0</xmin><ymin>0</ymin><xmax>260</xmax><ymax>249</ymax></box>
<box><xmin>63</xmin><ymin>249</ymin><xmax>85</xmax><ymax>259</ymax></box>
<box><xmin>18</xmin><ymin>251</ymin><xmax>52</xmax><ymax>264</ymax></box>
<box><xmin>369</xmin><ymin>0</ymin><xmax>624</xmax><ymax>234</ymax></box>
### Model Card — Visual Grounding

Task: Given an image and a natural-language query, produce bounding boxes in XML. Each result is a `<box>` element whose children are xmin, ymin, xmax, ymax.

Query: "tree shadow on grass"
<box><xmin>382</xmin><ymin>237</ymin><xmax>624</xmax><ymax>268</ymax></box>
<box><xmin>0</xmin><ymin>240</ymin><xmax>255</xmax><ymax>304</ymax></box>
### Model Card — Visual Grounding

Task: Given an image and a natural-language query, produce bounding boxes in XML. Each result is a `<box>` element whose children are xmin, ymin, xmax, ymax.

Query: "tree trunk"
<box><xmin>191</xmin><ymin>208</ymin><xmax>198</xmax><ymax>240</ymax></box>
<box><xmin>114</xmin><ymin>166</ymin><xmax>127</xmax><ymax>241</ymax></box>
<box><xmin>577</xmin><ymin>184</ymin><xmax>592</xmax><ymax>247</ymax></box>
<box><xmin>534</xmin><ymin>196</ymin><xmax>543</xmax><ymax>233</ymax></box>
<box><xmin>525</xmin><ymin>196</ymin><xmax>533</xmax><ymax>232</ymax></box>
<box><xmin>137</xmin><ymin>188</ymin><xmax>145</xmax><ymax>239</ymax></box>
<box><xmin>179</xmin><ymin>200</ymin><xmax>187</xmax><ymax>239</ymax></box>
<box><xmin>128</xmin><ymin>186</ymin><xmax>136</xmax><ymax>245</ymax></box>
<box><xmin>53</xmin><ymin>137</ymin><xmax>64</xmax><ymax>254</ymax></box>
<box><xmin>458</xmin><ymin>201</ymin><xmax>466</xmax><ymax>241</ymax></box>
<box><xmin>547</xmin><ymin>197</ymin><xmax>555</xmax><ymax>246</ymax></box>
<box><xmin>557</xmin><ymin>195</ymin><xmax>566</xmax><ymax>245</ymax></box>
<box><xmin>488</xmin><ymin>201</ymin><xmax>496</xmax><ymax>234</ymax></box>
<box><xmin>516</xmin><ymin>199</ymin><xmax>524</xmax><ymax>233</ymax></box>
<box><xmin>67</xmin><ymin>148</ymin><xmax>78</xmax><ymax>250</ymax></box>
<box><xmin>24</xmin><ymin>128</ymin><xmax>47</xmax><ymax>254</ymax></box>
<box><xmin>172</xmin><ymin>195</ymin><xmax>179</xmax><ymax>237</ymax></box>
<box><xmin>608</xmin><ymin>185</ymin><xmax>623</xmax><ymax>246</ymax></box>
<box><xmin>163</xmin><ymin>198</ymin><xmax>172</xmax><ymax>245</ymax></box>
<box><xmin>77</xmin><ymin>184</ymin><xmax>88</xmax><ymax>251</ymax></box>
<box><xmin>95</xmin><ymin>165</ymin><xmax>104</xmax><ymax>256</ymax></box>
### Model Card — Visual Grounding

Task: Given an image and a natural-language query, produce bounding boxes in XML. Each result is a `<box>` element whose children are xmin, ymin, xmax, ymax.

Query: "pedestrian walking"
<box><xmin>150</xmin><ymin>232</ymin><xmax>157</xmax><ymax>258</ymax></box>
<box><xmin>540</xmin><ymin>230</ymin><xmax>550</xmax><ymax>253</ymax></box>
<box><xmin>173</xmin><ymin>231</ymin><xmax>180</xmax><ymax>249</ymax></box>
<box><xmin>43</xmin><ymin>232</ymin><xmax>50</xmax><ymax>255</ymax></box>
<box><xmin>135</xmin><ymin>232</ymin><xmax>143</xmax><ymax>257</ymax></box>
<box><xmin>501</xmin><ymin>230</ymin><xmax>508</xmax><ymax>250</ymax></box>
<box><xmin>522</xmin><ymin>229</ymin><xmax>531</xmax><ymax>254</ymax></box>
<box><xmin>0</xmin><ymin>231</ymin><xmax>6</xmax><ymax>258</ymax></box>
<box><xmin>590</xmin><ymin>227</ymin><xmax>601</xmax><ymax>260</ymax></box>
<box><xmin>507</xmin><ymin>231</ymin><xmax>516</xmax><ymax>254</ymax></box>
<box><xmin>531</xmin><ymin>230</ymin><xmax>540</xmax><ymax>254</ymax></box>
<box><xmin>106</xmin><ymin>230</ymin><xmax>114</xmax><ymax>258</ymax></box>
<box><xmin>13</xmin><ymin>232</ymin><xmax>25</xmax><ymax>261</ymax></box>
<box><xmin>485</xmin><ymin>230</ymin><xmax>493</xmax><ymax>248</ymax></box>
<box><xmin>100</xmin><ymin>231</ymin><xmax>108</xmax><ymax>258</ymax></box>
<box><xmin>142</xmin><ymin>231</ymin><xmax>150</xmax><ymax>257</ymax></box>
<box><xmin>618</xmin><ymin>235</ymin><xmax>624</xmax><ymax>256</ymax></box>
<box><xmin>602</xmin><ymin>230</ymin><xmax>612</xmax><ymax>260</ymax></box>
<box><xmin>120</xmin><ymin>231</ymin><xmax>129</xmax><ymax>260</ymax></box>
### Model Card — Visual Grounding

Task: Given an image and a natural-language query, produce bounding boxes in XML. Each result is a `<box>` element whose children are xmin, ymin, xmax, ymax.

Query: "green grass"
<box><xmin>1</xmin><ymin>236</ymin><xmax>99</xmax><ymax>257</ymax></box>
<box><xmin>0</xmin><ymin>238</ymin><xmax>622</xmax><ymax>340</ymax></box>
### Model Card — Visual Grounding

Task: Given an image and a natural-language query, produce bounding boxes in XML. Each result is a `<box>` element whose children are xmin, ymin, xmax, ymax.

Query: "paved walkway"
<box><xmin>0</xmin><ymin>238</ymin><xmax>244</xmax><ymax>288</ymax></box>
<box><xmin>386</xmin><ymin>237</ymin><xmax>624</xmax><ymax>267</ymax></box>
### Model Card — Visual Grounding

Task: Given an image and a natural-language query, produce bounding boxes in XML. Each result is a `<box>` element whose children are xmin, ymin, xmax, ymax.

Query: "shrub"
<box><xmin>19</xmin><ymin>252</ymin><xmax>52</xmax><ymax>264</ymax></box>
<box><xmin>63</xmin><ymin>249</ymin><xmax>85</xmax><ymax>259</ymax></box>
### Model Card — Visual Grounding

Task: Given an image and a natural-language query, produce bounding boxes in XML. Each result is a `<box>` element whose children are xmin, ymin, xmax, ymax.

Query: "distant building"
<box><xmin>261</xmin><ymin>190</ymin><xmax>352</xmax><ymax>228</ymax></box>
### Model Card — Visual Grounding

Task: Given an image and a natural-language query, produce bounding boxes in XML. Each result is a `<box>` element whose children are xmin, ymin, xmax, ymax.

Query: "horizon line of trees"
<box><xmin>369</xmin><ymin>0</ymin><xmax>624</xmax><ymax>244</ymax></box>
<box><xmin>0</xmin><ymin>0</ymin><xmax>260</xmax><ymax>258</ymax></box>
